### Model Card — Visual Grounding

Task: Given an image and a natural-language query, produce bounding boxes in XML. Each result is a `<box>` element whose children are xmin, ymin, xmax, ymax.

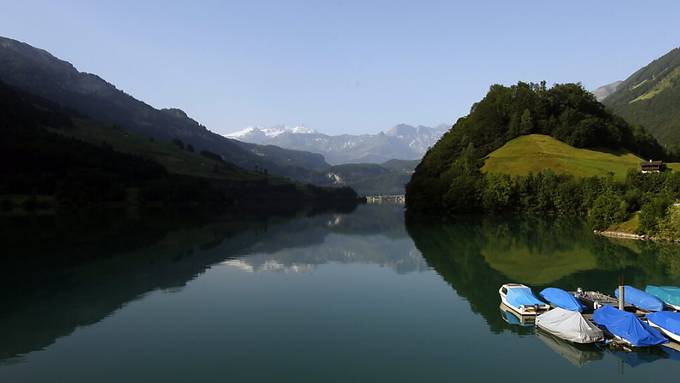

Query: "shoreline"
<box><xmin>594</xmin><ymin>230</ymin><xmax>647</xmax><ymax>241</ymax></box>
<box><xmin>595</xmin><ymin>230</ymin><xmax>680</xmax><ymax>243</ymax></box>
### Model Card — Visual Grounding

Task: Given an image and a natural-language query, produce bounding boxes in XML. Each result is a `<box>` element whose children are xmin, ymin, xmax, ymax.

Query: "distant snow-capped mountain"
<box><xmin>226</xmin><ymin>123</ymin><xmax>449</xmax><ymax>164</ymax></box>
<box><xmin>227</xmin><ymin>125</ymin><xmax>317</xmax><ymax>139</ymax></box>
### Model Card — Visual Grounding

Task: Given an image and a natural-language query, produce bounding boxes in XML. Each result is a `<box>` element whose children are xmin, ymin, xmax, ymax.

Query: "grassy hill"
<box><xmin>481</xmin><ymin>134</ymin><xmax>644</xmax><ymax>180</ymax></box>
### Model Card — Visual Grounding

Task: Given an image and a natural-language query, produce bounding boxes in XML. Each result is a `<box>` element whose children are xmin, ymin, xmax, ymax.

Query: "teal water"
<box><xmin>1</xmin><ymin>205</ymin><xmax>680</xmax><ymax>382</ymax></box>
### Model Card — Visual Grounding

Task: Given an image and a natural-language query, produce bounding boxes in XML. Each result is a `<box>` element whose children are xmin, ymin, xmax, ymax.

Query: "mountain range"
<box><xmin>0</xmin><ymin>77</ymin><xmax>362</xmax><ymax>210</ymax></box>
<box><xmin>0</xmin><ymin>36</ymin><xmax>422</xmax><ymax>196</ymax></box>
<box><xmin>227</xmin><ymin>123</ymin><xmax>448</xmax><ymax>164</ymax></box>
<box><xmin>600</xmin><ymin>47</ymin><xmax>680</xmax><ymax>146</ymax></box>
<box><xmin>0</xmin><ymin>36</ymin><xmax>330</xmax><ymax>183</ymax></box>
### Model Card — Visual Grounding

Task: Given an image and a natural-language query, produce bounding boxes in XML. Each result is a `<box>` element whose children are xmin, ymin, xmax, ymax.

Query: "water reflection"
<box><xmin>221</xmin><ymin>206</ymin><xmax>426</xmax><ymax>274</ymax></box>
<box><xmin>535</xmin><ymin>331</ymin><xmax>604</xmax><ymax>367</ymax></box>
<box><xmin>0</xmin><ymin>204</ymin><xmax>421</xmax><ymax>362</ymax></box>
<box><xmin>610</xmin><ymin>349</ymin><xmax>670</xmax><ymax>368</ymax></box>
<box><xmin>406</xmin><ymin>216</ymin><xmax>680</xmax><ymax>334</ymax></box>
<box><xmin>499</xmin><ymin>303</ymin><xmax>535</xmax><ymax>329</ymax></box>
<box><xmin>2</xmin><ymin>206</ymin><xmax>680</xmax><ymax>378</ymax></box>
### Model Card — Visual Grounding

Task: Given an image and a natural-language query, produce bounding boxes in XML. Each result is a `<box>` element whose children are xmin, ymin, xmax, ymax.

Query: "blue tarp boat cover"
<box><xmin>540</xmin><ymin>288</ymin><xmax>585</xmax><ymax>312</ymax></box>
<box><xmin>646</xmin><ymin>285</ymin><xmax>680</xmax><ymax>308</ymax></box>
<box><xmin>614</xmin><ymin>285</ymin><xmax>664</xmax><ymax>312</ymax></box>
<box><xmin>647</xmin><ymin>311</ymin><xmax>680</xmax><ymax>336</ymax></box>
<box><xmin>506</xmin><ymin>286</ymin><xmax>544</xmax><ymax>308</ymax></box>
<box><xmin>592</xmin><ymin>305</ymin><xmax>667</xmax><ymax>347</ymax></box>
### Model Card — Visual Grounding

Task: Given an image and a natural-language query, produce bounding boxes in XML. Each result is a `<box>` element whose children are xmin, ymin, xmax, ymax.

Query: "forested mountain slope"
<box><xmin>603</xmin><ymin>47</ymin><xmax>680</xmax><ymax>146</ymax></box>
<box><xmin>0</xmin><ymin>36</ymin><xmax>329</xmax><ymax>183</ymax></box>
<box><xmin>0</xmin><ymin>80</ymin><xmax>359</xmax><ymax>210</ymax></box>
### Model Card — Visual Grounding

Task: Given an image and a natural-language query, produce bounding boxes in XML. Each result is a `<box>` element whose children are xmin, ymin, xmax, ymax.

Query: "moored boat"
<box><xmin>614</xmin><ymin>285</ymin><xmax>664</xmax><ymax>312</ymax></box>
<box><xmin>592</xmin><ymin>305</ymin><xmax>667</xmax><ymax>347</ymax></box>
<box><xmin>646</xmin><ymin>285</ymin><xmax>680</xmax><ymax>311</ymax></box>
<box><xmin>499</xmin><ymin>303</ymin><xmax>535</xmax><ymax>327</ymax></box>
<box><xmin>647</xmin><ymin>311</ymin><xmax>680</xmax><ymax>343</ymax></box>
<box><xmin>572</xmin><ymin>289</ymin><xmax>620</xmax><ymax>311</ymax></box>
<box><xmin>536</xmin><ymin>307</ymin><xmax>603</xmax><ymax>344</ymax></box>
<box><xmin>540</xmin><ymin>287</ymin><xmax>585</xmax><ymax>312</ymax></box>
<box><xmin>499</xmin><ymin>283</ymin><xmax>549</xmax><ymax>316</ymax></box>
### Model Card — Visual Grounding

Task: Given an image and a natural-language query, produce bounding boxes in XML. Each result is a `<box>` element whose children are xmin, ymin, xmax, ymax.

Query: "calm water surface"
<box><xmin>2</xmin><ymin>205</ymin><xmax>680</xmax><ymax>382</ymax></box>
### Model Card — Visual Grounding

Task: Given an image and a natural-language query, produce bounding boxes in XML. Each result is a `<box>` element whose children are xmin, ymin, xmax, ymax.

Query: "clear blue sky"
<box><xmin>1</xmin><ymin>0</ymin><xmax>678</xmax><ymax>135</ymax></box>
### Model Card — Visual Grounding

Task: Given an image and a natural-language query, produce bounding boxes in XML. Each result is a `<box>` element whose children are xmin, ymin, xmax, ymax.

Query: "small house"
<box><xmin>641</xmin><ymin>160</ymin><xmax>664</xmax><ymax>173</ymax></box>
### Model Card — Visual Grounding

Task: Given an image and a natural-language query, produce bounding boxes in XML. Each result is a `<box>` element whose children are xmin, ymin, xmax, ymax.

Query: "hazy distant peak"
<box><xmin>386</xmin><ymin>124</ymin><xmax>417</xmax><ymax>136</ymax></box>
<box><xmin>592</xmin><ymin>80</ymin><xmax>623</xmax><ymax>101</ymax></box>
<box><xmin>385</xmin><ymin>123</ymin><xmax>448</xmax><ymax>138</ymax></box>
<box><xmin>228</xmin><ymin>122</ymin><xmax>449</xmax><ymax>164</ymax></box>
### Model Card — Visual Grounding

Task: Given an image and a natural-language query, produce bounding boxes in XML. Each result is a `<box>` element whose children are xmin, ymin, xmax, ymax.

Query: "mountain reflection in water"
<box><xmin>1</xmin><ymin>205</ymin><xmax>680</xmax><ymax>380</ymax></box>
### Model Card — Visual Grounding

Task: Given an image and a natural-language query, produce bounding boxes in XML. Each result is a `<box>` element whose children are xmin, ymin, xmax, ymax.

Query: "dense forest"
<box><xmin>406</xmin><ymin>82</ymin><xmax>680</xmax><ymax>239</ymax></box>
<box><xmin>0</xmin><ymin>81</ymin><xmax>360</xmax><ymax>213</ymax></box>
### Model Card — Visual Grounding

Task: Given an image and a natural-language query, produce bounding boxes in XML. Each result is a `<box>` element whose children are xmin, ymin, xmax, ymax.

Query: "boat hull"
<box><xmin>500</xmin><ymin>293</ymin><xmax>548</xmax><ymax>315</ymax></box>
<box><xmin>500</xmin><ymin>295</ymin><xmax>540</xmax><ymax>316</ymax></box>
<box><xmin>648</xmin><ymin>320</ymin><xmax>680</xmax><ymax>343</ymax></box>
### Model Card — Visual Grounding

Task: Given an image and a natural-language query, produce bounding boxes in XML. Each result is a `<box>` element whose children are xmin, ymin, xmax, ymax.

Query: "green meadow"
<box><xmin>481</xmin><ymin>134</ymin><xmax>646</xmax><ymax>180</ymax></box>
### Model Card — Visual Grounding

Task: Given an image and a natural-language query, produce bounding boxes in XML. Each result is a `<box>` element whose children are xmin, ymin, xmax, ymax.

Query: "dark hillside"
<box><xmin>0</xmin><ymin>36</ymin><xmax>329</xmax><ymax>183</ymax></box>
<box><xmin>0</xmin><ymin>81</ymin><xmax>359</xmax><ymax>211</ymax></box>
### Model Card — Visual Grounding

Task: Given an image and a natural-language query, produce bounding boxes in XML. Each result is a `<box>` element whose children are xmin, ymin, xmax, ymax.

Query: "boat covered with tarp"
<box><xmin>647</xmin><ymin>311</ymin><xmax>680</xmax><ymax>343</ymax></box>
<box><xmin>592</xmin><ymin>305</ymin><xmax>667</xmax><ymax>347</ymax></box>
<box><xmin>536</xmin><ymin>307</ymin><xmax>603</xmax><ymax>343</ymax></box>
<box><xmin>540</xmin><ymin>288</ymin><xmax>585</xmax><ymax>312</ymax></box>
<box><xmin>646</xmin><ymin>285</ymin><xmax>680</xmax><ymax>310</ymax></box>
<box><xmin>614</xmin><ymin>285</ymin><xmax>664</xmax><ymax>312</ymax></box>
<box><xmin>499</xmin><ymin>284</ymin><xmax>550</xmax><ymax>315</ymax></box>
<box><xmin>573</xmin><ymin>290</ymin><xmax>620</xmax><ymax>311</ymax></box>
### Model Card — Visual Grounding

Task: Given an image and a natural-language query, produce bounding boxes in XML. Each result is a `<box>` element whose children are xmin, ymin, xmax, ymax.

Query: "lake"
<box><xmin>1</xmin><ymin>204</ymin><xmax>680</xmax><ymax>382</ymax></box>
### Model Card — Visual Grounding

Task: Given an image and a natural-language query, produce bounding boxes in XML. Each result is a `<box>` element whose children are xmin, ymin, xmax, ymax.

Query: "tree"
<box><xmin>639</xmin><ymin>195</ymin><xmax>672</xmax><ymax>235</ymax></box>
<box><xmin>481</xmin><ymin>173</ymin><xmax>514</xmax><ymax>212</ymax></box>
<box><xmin>658</xmin><ymin>206</ymin><xmax>680</xmax><ymax>240</ymax></box>
<box><xmin>588</xmin><ymin>192</ymin><xmax>627</xmax><ymax>230</ymax></box>
<box><xmin>519</xmin><ymin>109</ymin><xmax>533</xmax><ymax>135</ymax></box>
